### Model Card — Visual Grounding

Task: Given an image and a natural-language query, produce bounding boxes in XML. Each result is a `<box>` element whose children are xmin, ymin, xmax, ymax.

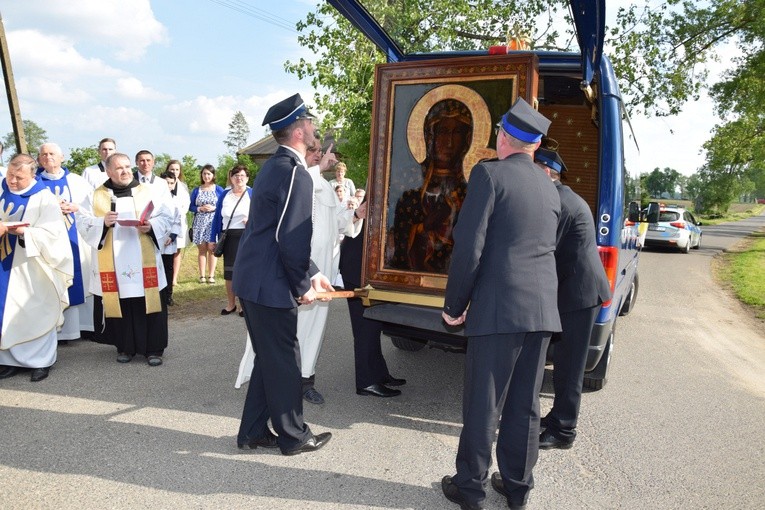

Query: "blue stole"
<box><xmin>36</xmin><ymin>168</ymin><xmax>85</xmax><ymax>306</ymax></box>
<box><xmin>0</xmin><ymin>179</ymin><xmax>49</xmax><ymax>329</ymax></box>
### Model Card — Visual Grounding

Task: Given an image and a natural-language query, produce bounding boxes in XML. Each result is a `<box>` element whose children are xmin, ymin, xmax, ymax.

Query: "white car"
<box><xmin>644</xmin><ymin>205</ymin><xmax>702</xmax><ymax>253</ymax></box>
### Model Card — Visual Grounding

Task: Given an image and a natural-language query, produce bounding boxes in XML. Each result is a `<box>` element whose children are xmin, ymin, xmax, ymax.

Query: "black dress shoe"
<box><xmin>0</xmin><ymin>365</ymin><xmax>20</xmax><ymax>379</ymax></box>
<box><xmin>238</xmin><ymin>430</ymin><xmax>279</xmax><ymax>450</ymax></box>
<box><xmin>30</xmin><ymin>367</ymin><xmax>49</xmax><ymax>382</ymax></box>
<box><xmin>383</xmin><ymin>375</ymin><xmax>407</xmax><ymax>386</ymax></box>
<box><xmin>282</xmin><ymin>432</ymin><xmax>332</xmax><ymax>456</ymax></box>
<box><xmin>441</xmin><ymin>475</ymin><xmax>483</xmax><ymax>510</ymax></box>
<box><xmin>356</xmin><ymin>383</ymin><xmax>401</xmax><ymax>397</ymax></box>
<box><xmin>491</xmin><ymin>472</ymin><xmax>527</xmax><ymax>509</ymax></box>
<box><xmin>539</xmin><ymin>429</ymin><xmax>574</xmax><ymax>450</ymax></box>
<box><xmin>221</xmin><ymin>307</ymin><xmax>237</xmax><ymax>315</ymax></box>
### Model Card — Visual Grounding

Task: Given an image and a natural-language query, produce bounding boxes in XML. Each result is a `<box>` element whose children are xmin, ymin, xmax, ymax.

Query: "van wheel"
<box><xmin>583</xmin><ymin>332</ymin><xmax>612</xmax><ymax>391</ymax></box>
<box><xmin>390</xmin><ymin>336</ymin><xmax>427</xmax><ymax>352</ymax></box>
<box><xmin>619</xmin><ymin>273</ymin><xmax>639</xmax><ymax>317</ymax></box>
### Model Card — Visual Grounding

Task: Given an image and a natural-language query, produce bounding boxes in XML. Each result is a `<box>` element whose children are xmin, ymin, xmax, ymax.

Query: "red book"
<box><xmin>115</xmin><ymin>201</ymin><xmax>154</xmax><ymax>227</ymax></box>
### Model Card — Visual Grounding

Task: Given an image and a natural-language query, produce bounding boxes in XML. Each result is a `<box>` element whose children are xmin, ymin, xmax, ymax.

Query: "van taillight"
<box><xmin>598</xmin><ymin>246</ymin><xmax>617</xmax><ymax>307</ymax></box>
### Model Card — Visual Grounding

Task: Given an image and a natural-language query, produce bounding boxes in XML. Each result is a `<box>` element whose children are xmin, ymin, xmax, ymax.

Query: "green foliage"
<box><xmin>224</xmin><ymin>111</ymin><xmax>251</xmax><ymax>155</ymax></box>
<box><xmin>64</xmin><ymin>145</ymin><xmax>99</xmax><ymax>175</ymax></box>
<box><xmin>2</xmin><ymin>119</ymin><xmax>48</xmax><ymax>158</ymax></box>
<box><xmin>286</xmin><ymin>0</ymin><xmax>573</xmax><ymax>182</ymax></box>
<box><xmin>642</xmin><ymin>167</ymin><xmax>682</xmax><ymax>198</ymax></box>
<box><xmin>216</xmin><ymin>153</ymin><xmax>260</xmax><ymax>188</ymax></box>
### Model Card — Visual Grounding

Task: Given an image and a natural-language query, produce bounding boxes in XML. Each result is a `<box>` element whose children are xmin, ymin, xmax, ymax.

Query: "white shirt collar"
<box><xmin>281</xmin><ymin>145</ymin><xmax>308</xmax><ymax>169</ymax></box>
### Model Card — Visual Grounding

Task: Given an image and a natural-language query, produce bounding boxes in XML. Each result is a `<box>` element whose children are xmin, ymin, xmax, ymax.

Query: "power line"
<box><xmin>206</xmin><ymin>0</ymin><xmax>298</xmax><ymax>33</ymax></box>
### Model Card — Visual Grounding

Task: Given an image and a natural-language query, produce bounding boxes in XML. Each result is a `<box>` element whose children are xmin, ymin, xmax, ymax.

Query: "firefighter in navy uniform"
<box><xmin>440</xmin><ymin>98</ymin><xmax>561</xmax><ymax>510</ymax></box>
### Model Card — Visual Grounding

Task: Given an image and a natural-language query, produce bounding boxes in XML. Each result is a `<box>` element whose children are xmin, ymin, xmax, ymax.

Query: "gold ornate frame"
<box><xmin>363</xmin><ymin>54</ymin><xmax>539</xmax><ymax>296</ymax></box>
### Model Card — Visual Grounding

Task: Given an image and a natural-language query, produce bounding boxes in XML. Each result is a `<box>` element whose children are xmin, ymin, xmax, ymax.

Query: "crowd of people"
<box><xmin>0</xmin><ymin>92</ymin><xmax>609</xmax><ymax>509</ymax></box>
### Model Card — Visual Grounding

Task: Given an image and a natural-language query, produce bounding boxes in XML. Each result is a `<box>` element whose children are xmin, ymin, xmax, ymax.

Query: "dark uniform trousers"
<box><xmin>347</xmin><ymin>297</ymin><xmax>391</xmax><ymax>389</ymax></box>
<box><xmin>548</xmin><ymin>304</ymin><xmax>600</xmax><ymax>440</ymax></box>
<box><xmin>238</xmin><ymin>300</ymin><xmax>312</xmax><ymax>453</ymax></box>
<box><xmin>454</xmin><ymin>331</ymin><xmax>551</xmax><ymax>507</ymax></box>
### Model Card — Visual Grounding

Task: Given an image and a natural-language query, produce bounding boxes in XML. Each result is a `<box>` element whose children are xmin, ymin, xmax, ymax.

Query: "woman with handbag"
<box><xmin>211</xmin><ymin>165</ymin><xmax>252</xmax><ymax>315</ymax></box>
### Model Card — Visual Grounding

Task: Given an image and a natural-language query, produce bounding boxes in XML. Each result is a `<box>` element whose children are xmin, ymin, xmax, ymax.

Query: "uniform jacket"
<box><xmin>232</xmin><ymin>146</ymin><xmax>317</xmax><ymax>309</ymax></box>
<box><xmin>554</xmin><ymin>180</ymin><xmax>611</xmax><ymax>313</ymax></box>
<box><xmin>443</xmin><ymin>153</ymin><xmax>561</xmax><ymax>336</ymax></box>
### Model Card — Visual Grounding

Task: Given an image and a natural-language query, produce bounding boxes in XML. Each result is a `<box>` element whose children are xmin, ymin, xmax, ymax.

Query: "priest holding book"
<box><xmin>76</xmin><ymin>153</ymin><xmax>173</xmax><ymax>366</ymax></box>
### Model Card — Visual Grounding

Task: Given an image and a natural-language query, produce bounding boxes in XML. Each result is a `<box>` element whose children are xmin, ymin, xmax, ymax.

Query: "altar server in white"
<box><xmin>0</xmin><ymin>154</ymin><xmax>73</xmax><ymax>382</ymax></box>
<box><xmin>81</xmin><ymin>138</ymin><xmax>116</xmax><ymax>189</ymax></box>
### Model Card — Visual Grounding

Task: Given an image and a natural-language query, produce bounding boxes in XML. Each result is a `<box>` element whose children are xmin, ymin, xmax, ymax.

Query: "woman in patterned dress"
<box><xmin>189</xmin><ymin>164</ymin><xmax>224</xmax><ymax>283</ymax></box>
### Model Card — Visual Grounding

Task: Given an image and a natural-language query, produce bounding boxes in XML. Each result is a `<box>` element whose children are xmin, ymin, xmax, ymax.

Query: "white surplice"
<box><xmin>0</xmin><ymin>186</ymin><xmax>73</xmax><ymax>368</ymax></box>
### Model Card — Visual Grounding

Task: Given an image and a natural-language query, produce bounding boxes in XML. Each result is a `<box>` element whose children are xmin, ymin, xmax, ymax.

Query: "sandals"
<box><xmin>199</xmin><ymin>276</ymin><xmax>206</xmax><ymax>284</ymax></box>
<box><xmin>207</xmin><ymin>277</ymin><xmax>216</xmax><ymax>284</ymax></box>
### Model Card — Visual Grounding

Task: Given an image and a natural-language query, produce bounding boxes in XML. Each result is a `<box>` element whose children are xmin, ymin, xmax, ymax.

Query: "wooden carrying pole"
<box><xmin>0</xmin><ymin>10</ymin><xmax>27</xmax><ymax>155</ymax></box>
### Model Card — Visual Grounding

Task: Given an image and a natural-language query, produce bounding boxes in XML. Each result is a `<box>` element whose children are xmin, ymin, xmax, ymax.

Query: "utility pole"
<box><xmin>0</xmin><ymin>9</ymin><xmax>27</xmax><ymax>155</ymax></box>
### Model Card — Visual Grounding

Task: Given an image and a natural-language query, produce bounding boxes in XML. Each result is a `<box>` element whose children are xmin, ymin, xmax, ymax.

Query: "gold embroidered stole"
<box><xmin>93</xmin><ymin>186</ymin><xmax>162</xmax><ymax>318</ymax></box>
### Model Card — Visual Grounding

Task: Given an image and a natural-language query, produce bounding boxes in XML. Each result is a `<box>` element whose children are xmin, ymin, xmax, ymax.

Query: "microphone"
<box><xmin>110</xmin><ymin>193</ymin><xmax>117</xmax><ymax>212</ymax></box>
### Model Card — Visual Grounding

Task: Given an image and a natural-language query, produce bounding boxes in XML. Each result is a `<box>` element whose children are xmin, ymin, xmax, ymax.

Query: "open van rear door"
<box><xmin>327</xmin><ymin>0</ymin><xmax>605</xmax><ymax>81</ymax></box>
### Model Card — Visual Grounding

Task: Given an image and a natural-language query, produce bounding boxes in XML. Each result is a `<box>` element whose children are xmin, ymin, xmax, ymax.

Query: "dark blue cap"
<box><xmin>262</xmin><ymin>93</ymin><xmax>315</xmax><ymax>131</ymax></box>
<box><xmin>534</xmin><ymin>147</ymin><xmax>567</xmax><ymax>173</ymax></box>
<box><xmin>498</xmin><ymin>98</ymin><xmax>551</xmax><ymax>143</ymax></box>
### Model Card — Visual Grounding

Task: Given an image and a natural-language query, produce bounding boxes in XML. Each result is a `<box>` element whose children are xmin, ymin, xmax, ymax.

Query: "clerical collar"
<box><xmin>104</xmin><ymin>179</ymin><xmax>139</xmax><ymax>197</ymax></box>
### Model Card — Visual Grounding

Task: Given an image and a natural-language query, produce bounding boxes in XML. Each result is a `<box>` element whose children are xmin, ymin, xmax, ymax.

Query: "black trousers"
<box><xmin>547</xmin><ymin>305</ymin><xmax>600</xmax><ymax>440</ymax></box>
<box><xmin>92</xmin><ymin>292</ymin><xmax>168</xmax><ymax>357</ymax></box>
<box><xmin>238</xmin><ymin>299</ymin><xmax>311</xmax><ymax>453</ymax></box>
<box><xmin>453</xmin><ymin>331</ymin><xmax>551</xmax><ymax>507</ymax></box>
<box><xmin>161</xmin><ymin>254</ymin><xmax>174</xmax><ymax>301</ymax></box>
<box><xmin>347</xmin><ymin>297</ymin><xmax>391</xmax><ymax>389</ymax></box>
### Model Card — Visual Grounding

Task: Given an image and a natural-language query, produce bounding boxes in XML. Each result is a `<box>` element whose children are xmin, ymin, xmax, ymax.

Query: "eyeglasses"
<box><xmin>494</xmin><ymin>122</ymin><xmax>503</xmax><ymax>137</ymax></box>
<box><xmin>232</xmin><ymin>173</ymin><xmax>248</xmax><ymax>178</ymax></box>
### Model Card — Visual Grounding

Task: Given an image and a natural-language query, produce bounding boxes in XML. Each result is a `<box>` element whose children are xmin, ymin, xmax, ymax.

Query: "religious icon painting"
<box><xmin>362</xmin><ymin>54</ymin><xmax>540</xmax><ymax>296</ymax></box>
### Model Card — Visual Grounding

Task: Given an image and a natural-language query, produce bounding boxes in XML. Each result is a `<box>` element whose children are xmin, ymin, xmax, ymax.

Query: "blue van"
<box><xmin>329</xmin><ymin>0</ymin><xmax>643</xmax><ymax>390</ymax></box>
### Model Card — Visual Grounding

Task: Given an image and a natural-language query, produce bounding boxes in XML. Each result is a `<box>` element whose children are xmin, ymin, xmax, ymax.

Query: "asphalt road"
<box><xmin>1</xmin><ymin>213</ymin><xmax>764</xmax><ymax>509</ymax></box>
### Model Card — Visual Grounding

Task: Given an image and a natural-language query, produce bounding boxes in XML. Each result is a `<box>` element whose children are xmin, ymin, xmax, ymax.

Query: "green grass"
<box><xmin>698</xmin><ymin>204</ymin><xmax>765</xmax><ymax>226</ymax></box>
<box><xmin>170</xmin><ymin>246</ymin><xmax>226</xmax><ymax>305</ymax></box>
<box><xmin>718</xmin><ymin>231</ymin><xmax>765</xmax><ymax>319</ymax></box>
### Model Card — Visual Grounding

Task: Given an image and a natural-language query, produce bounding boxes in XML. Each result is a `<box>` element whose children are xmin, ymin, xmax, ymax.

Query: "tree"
<box><xmin>2</xmin><ymin>119</ymin><xmax>48</xmax><ymax>158</ymax></box>
<box><xmin>286</xmin><ymin>0</ymin><xmax>575</xmax><ymax>182</ymax></box>
<box><xmin>216</xmin><ymin>153</ymin><xmax>260</xmax><ymax>187</ymax></box>
<box><xmin>610</xmin><ymin>1</ymin><xmax>765</xmax><ymax>207</ymax></box>
<box><xmin>64</xmin><ymin>146</ymin><xmax>99</xmax><ymax>176</ymax></box>
<box><xmin>224</xmin><ymin>111</ymin><xmax>251</xmax><ymax>155</ymax></box>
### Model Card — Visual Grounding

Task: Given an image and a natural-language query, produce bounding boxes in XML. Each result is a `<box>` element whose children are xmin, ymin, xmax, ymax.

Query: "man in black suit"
<box><xmin>232</xmin><ymin>93</ymin><xmax>334</xmax><ymax>456</ymax></box>
<box><xmin>440</xmin><ymin>98</ymin><xmax>561</xmax><ymax>510</ymax></box>
<box><xmin>533</xmin><ymin>147</ymin><xmax>611</xmax><ymax>450</ymax></box>
<box><xmin>338</xmin><ymin>197</ymin><xmax>405</xmax><ymax>398</ymax></box>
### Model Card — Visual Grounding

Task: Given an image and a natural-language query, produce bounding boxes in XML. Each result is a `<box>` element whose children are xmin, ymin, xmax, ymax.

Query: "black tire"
<box><xmin>583</xmin><ymin>331</ymin><xmax>612</xmax><ymax>391</ymax></box>
<box><xmin>682</xmin><ymin>238</ymin><xmax>691</xmax><ymax>253</ymax></box>
<box><xmin>390</xmin><ymin>336</ymin><xmax>427</xmax><ymax>351</ymax></box>
<box><xmin>619</xmin><ymin>272</ymin><xmax>639</xmax><ymax>317</ymax></box>
<box><xmin>693</xmin><ymin>234</ymin><xmax>701</xmax><ymax>250</ymax></box>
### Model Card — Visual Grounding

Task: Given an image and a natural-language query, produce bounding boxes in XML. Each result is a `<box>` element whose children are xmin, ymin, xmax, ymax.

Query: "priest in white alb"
<box><xmin>0</xmin><ymin>154</ymin><xmax>73</xmax><ymax>382</ymax></box>
<box><xmin>37</xmin><ymin>142</ymin><xmax>95</xmax><ymax>342</ymax></box>
<box><xmin>76</xmin><ymin>153</ymin><xmax>173</xmax><ymax>366</ymax></box>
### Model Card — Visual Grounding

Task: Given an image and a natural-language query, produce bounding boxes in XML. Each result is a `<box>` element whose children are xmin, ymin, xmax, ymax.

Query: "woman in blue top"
<box><xmin>190</xmin><ymin>164</ymin><xmax>224</xmax><ymax>284</ymax></box>
<box><xmin>211</xmin><ymin>165</ymin><xmax>252</xmax><ymax>315</ymax></box>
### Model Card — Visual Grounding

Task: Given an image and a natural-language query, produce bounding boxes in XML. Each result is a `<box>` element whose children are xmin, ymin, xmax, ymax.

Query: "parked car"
<box><xmin>643</xmin><ymin>205</ymin><xmax>702</xmax><ymax>253</ymax></box>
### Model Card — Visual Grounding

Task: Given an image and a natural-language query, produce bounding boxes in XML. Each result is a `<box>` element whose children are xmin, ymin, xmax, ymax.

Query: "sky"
<box><xmin>0</xmin><ymin>0</ymin><xmax>731</xmax><ymax>177</ymax></box>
